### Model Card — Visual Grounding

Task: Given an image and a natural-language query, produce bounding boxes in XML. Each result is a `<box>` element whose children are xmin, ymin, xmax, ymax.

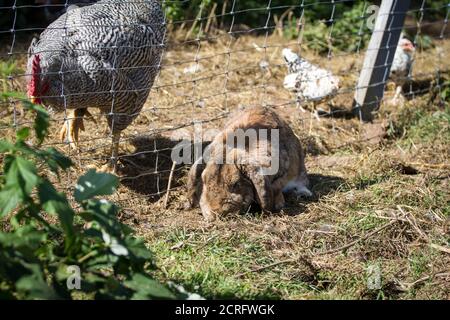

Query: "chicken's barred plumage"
<box><xmin>27</xmin><ymin>0</ymin><xmax>166</xmax><ymax>132</ymax></box>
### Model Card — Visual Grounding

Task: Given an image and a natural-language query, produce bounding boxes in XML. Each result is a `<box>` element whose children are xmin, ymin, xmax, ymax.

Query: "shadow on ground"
<box><xmin>117</xmin><ymin>135</ymin><xmax>211</xmax><ymax>203</ymax></box>
<box><xmin>309</xmin><ymin>173</ymin><xmax>347</xmax><ymax>197</ymax></box>
<box><xmin>282</xmin><ymin>173</ymin><xmax>346</xmax><ymax>216</ymax></box>
<box><xmin>118</xmin><ymin>135</ymin><xmax>186</xmax><ymax>202</ymax></box>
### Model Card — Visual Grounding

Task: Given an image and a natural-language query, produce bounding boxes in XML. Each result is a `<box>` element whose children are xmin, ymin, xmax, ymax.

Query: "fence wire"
<box><xmin>0</xmin><ymin>0</ymin><xmax>449</xmax><ymax>205</ymax></box>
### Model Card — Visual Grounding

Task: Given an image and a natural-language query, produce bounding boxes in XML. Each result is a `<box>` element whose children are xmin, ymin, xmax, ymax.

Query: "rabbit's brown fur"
<box><xmin>187</xmin><ymin>106</ymin><xmax>311</xmax><ymax>221</ymax></box>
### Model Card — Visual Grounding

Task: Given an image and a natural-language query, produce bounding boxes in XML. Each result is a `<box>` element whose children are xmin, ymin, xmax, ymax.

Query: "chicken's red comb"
<box><xmin>27</xmin><ymin>55</ymin><xmax>41</xmax><ymax>99</ymax></box>
<box><xmin>32</xmin><ymin>54</ymin><xmax>41</xmax><ymax>74</ymax></box>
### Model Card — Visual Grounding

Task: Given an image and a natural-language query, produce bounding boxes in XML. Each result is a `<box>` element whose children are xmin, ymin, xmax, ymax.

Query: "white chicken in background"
<box><xmin>389</xmin><ymin>36</ymin><xmax>415</xmax><ymax>105</ymax></box>
<box><xmin>282</xmin><ymin>48</ymin><xmax>339</xmax><ymax>132</ymax></box>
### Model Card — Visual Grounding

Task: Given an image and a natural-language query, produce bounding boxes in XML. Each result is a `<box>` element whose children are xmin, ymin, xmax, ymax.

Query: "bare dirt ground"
<box><xmin>1</xmin><ymin>33</ymin><xmax>449</xmax><ymax>299</ymax></box>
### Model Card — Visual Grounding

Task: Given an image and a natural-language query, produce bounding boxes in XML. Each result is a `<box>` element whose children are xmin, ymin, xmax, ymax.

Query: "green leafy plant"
<box><xmin>0</xmin><ymin>61</ymin><xmax>23</xmax><ymax>108</ymax></box>
<box><xmin>299</xmin><ymin>20</ymin><xmax>331</xmax><ymax>54</ymax></box>
<box><xmin>331</xmin><ymin>2</ymin><xmax>373</xmax><ymax>54</ymax></box>
<box><xmin>284</xmin><ymin>2</ymin><xmax>373</xmax><ymax>55</ymax></box>
<box><xmin>0</xmin><ymin>93</ymin><xmax>176</xmax><ymax>300</ymax></box>
<box><xmin>412</xmin><ymin>34</ymin><xmax>435</xmax><ymax>51</ymax></box>
<box><xmin>439</xmin><ymin>79</ymin><xmax>450</xmax><ymax>104</ymax></box>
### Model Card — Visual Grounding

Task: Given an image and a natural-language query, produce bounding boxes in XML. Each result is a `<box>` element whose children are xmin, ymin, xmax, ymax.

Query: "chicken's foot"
<box><xmin>87</xmin><ymin>131</ymin><xmax>121</xmax><ymax>174</ymax></box>
<box><xmin>390</xmin><ymin>85</ymin><xmax>405</xmax><ymax>106</ymax></box>
<box><xmin>60</xmin><ymin>108</ymin><xmax>96</xmax><ymax>149</ymax></box>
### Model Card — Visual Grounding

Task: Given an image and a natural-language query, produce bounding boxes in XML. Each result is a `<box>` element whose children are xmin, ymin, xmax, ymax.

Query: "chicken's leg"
<box><xmin>95</xmin><ymin>131</ymin><xmax>121</xmax><ymax>174</ymax></box>
<box><xmin>388</xmin><ymin>85</ymin><xmax>405</xmax><ymax>106</ymax></box>
<box><xmin>308</xmin><ymin>102</ymin><xmax>319</xmax><ymax>135</ymax></box>
<box><xmin>60</xmin><ymin>108</ymin><xmax>96</xmax><ymax>149</ymax></box>
<box><xmin>393</xmin><ymin>85</ymin><xmax>403</xmax><ymax>103</ymax></box>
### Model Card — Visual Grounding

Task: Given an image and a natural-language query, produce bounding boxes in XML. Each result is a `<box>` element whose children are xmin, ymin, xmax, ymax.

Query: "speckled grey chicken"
<box><xmin>26</xmin><ymin>0</ymin><xmax>166</xmax><ymax>171</ymax></box>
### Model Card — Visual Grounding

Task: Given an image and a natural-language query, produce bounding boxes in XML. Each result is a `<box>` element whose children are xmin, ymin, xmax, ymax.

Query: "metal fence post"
<box><xmin>353</xmin><ymin>0</ymin><xmax>411</xmax><ymax>121</ymax></box>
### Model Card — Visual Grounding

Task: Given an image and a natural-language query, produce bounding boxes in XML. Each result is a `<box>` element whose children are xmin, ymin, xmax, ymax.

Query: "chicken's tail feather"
<box><xmin>282</xmin><ymin>48</ymin><xmax>300</xmax><ymax>63</ymax></box>
<box><xmin>282</xmin><ymin>48</ymin><xmax>302</xmax><ymax>74</ymax></box>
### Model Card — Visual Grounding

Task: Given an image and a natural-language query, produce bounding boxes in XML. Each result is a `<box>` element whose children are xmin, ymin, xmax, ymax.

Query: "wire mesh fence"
<box><xmin>0</xmin><ymin>0</ymin><xmax>449</xmax><ymax>208</ymax></box>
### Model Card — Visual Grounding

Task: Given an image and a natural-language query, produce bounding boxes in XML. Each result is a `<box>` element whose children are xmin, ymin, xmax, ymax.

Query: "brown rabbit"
<box><xmin>186</xmin><ymin>106</ymin><xmax>312</xmax><ymax>221</ymax></box>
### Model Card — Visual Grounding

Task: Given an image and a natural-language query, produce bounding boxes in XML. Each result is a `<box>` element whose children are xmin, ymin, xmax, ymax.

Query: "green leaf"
<box><xmin>0</xmin><ymin>184</ymin><xmax>21</xmax><ymax>217</ymax></box>
<box><xmin>83</xmin><ymin>272</ymin><xmax>107</xmax><ymax>285</ymax></box>
<box><xmin>79</xmin><ymin>272</ymin><xmax>108</xmax><ymax>292</ymax></box>
<box><xmin>0</xmin><ymin>139</ymin><xmax>15</xmax><ymax>153</ymax></box>
<box><xmin>74</xmin><ymin>170</ymin><xmax>119</xmax><ymax>202</ymax></box>
<box><xmin>45</xmin><ymin>147</ymin><xmax>73</xmax><ymax>169</ymax></box>
<box><xmin>85</xmin><ymin>252</ymin><xmax>119</xmax><ymax>270</ymax></box>
<box><xmin>55</xmin><ymin>264</ymin><xmax>80</xmax><ymax>283</ymax></box>
<box><xmin>125</xmin><ymin>236</ymin><xmax>153</xmax><ymax>261</ymax></box>
<box><xmin>40</xmin><ymin>147</ymin><xmax>73</xmax><ymax>174</ymax></box>
<box><xmin>0</xmin><ymin>157</ymin><xmax>39</xmax><ymax>216</ymax></box>
<box><xmin>15</xmin><ymin>157</ymin><xmax>39</xmax><ymax>193</ymax></box>
<box><xmin>2</xmin><ymin>140</ymin><xmax>40</xmax><ymax>159</ymax></box>
<box><xmin>38</xmin><ymin>180</ymin><xmax>75</xmax><ymax>243</ymax></box>
<box><xmin>16</xmin><ymin>127</ymin><xmax>30</xmax><ymax>142</ymax></box>
<box><xmin>81</xmin><ymin>200</ymin><xmax>122</xmax><ymax>238</ymax></box>
<box><xmin>102</xmin><ymin>231</ymin><xmax>129</xmax><ymax>256</ymax></box>
<box><xmin>0</xmin><ymin>225</ymin><xmax>46</xmax><ymax>249</ymax></box>
<box><xmin>124</xmin><ymin>274</ymin><xmax>175</xmax><ymax>300</ymax></box>
<box><xmin>15</xmin><ymin>263</ymin><xmax>59</xmax><ymax>299</ymax></box>
<box><xmin>31</xmin><ymin>104</ymin><xmax>50</xmax><ymax>144</ymax></box>
<box><xmin>1</xmin><ymin>93</ymin><xmax>50</xmax><ymax>144</ymax></box>
<box><xmin>2</xmin><ymin>154</ymin><xmax>14</xmax><ymax>174</ymax></box>
<box><xmin>6</xmin><ymin>157</ymin><xmax>39</xmax><ymax>195</ymax></box>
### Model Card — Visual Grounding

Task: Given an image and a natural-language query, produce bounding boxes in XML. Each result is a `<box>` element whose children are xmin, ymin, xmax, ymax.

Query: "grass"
<box><xmin>151</xmin><ymin>232</ymin><xmax>285</xmax><ymax>299</ymax></box>
<box><xmin>409</xmin><ymin>251</ymin><xmax>432</xmax><ymax>279</ymax></box>
<box><xmin>396</xmin><ymin>107</ymin><xmax>450</xmax><ymax>146</ymax></box>
<box><xmin>150</xmin><ymin>229</ymin><xmax>354</xmax><ymax>299</ymax></box>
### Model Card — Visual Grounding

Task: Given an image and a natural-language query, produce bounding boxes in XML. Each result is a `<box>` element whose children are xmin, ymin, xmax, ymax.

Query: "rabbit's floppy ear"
<box><xmin>246</xmin><ymin>167</ymin><xmax>274</xmax><ymax>212</ymax></box>
<box><xmin>186</xmin><ymin>156</ymin><xmax>206</xmax><ymax>208</ymax></box>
